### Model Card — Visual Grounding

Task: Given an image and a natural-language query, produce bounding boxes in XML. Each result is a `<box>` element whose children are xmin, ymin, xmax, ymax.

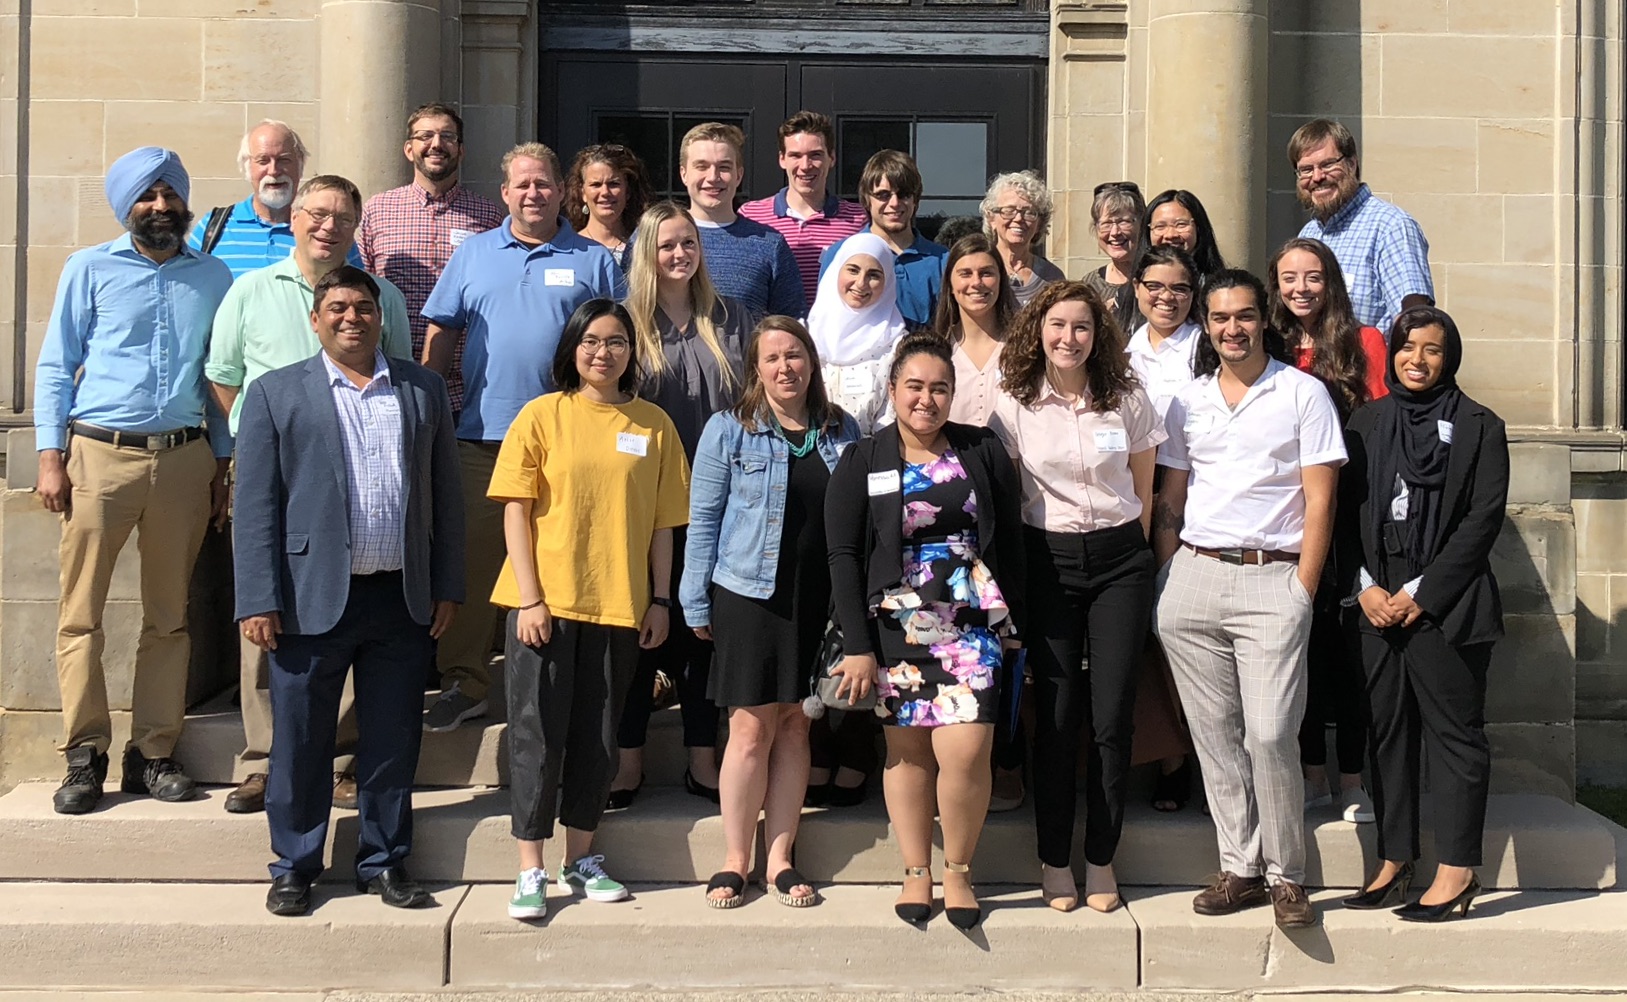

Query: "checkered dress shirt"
<box><xmin>358</xmin><ymin>182</ymin><xmax>504</xmax><ymax>412</ymax></box>
<box><xmin>1298</xmin><ymin>184</ymin><xmax>1434</xmax><ymax>336</ymax></box>
<box><xmin>321</xmin><ymin>349</ymin><xmax>405</xmax><ymax>576</ymax></box>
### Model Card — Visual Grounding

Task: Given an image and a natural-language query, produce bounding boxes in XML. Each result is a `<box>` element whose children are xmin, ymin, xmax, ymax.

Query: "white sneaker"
<box><xmin>1303</xmin><ymin>778</ymin><xmax>1334</xmax><ymax>812</ymax></box>
<box><xmin>1341</xmin><ymin>787</ymin><xmax>1376</xmax><ymax>824</ymax></box>
<box><xmin>508</xmin><ymin>867</ymin><xmax>548</xmax><ymax>920</ymax></box>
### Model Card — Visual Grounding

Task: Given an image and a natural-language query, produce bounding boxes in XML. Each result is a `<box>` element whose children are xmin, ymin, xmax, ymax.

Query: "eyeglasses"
<box><xmin>410</xmin><ymin>130</ymin><xmax>462</xmax><ymax>145</ymax></box>
<box><xmin>868</xmin><ymin>188</ymin><xmax>916</xmax><ymax>204</ymax></box>
<box><xmin>1093</xmin><ymin>180</ymin><xmax>1142</xmax><ymax>198</ymax></box>
<box><xmin>992</xmin><ymin>206</ymin><xmax>1042</xmax><ymax>222</ymax></box>
<box><xmin>1138</xmin><ymin>280</ymin><xmax>1193</xmax><ymax>299</ymax></box>
<box><xmin>1294</xmin><ymin>155</ymin><xmax>1348</xmax><ymax>179</ymax></box>
<box><xmin>1149</xmin><ymin>219</ymin><xmax>1195</xmax><ymax>237</ymax></box>
<box><xmin>1095</xmin><ymin>217</ymin><xmax>1136</xmax><ymax>234</ymax></box>
<box><xmin>579</xmin><ymin>336</ymin><xmax>631</xmax><ymax>355</ymax></box>
<box><xmin>299</xmin><ymin>208</ymin><xmax>358</xmax><ymax>230</ymax></box>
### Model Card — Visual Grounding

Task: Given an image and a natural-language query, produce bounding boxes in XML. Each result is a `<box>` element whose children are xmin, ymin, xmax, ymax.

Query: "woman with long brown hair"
<box><xmin>934</xmin><ymin>233</ymin><xmax>1016</xmax><ymax>427</ymax></box>
<box><xmin>565</xmin><ymin>144</ymin><xmax>653</xmax><ymax>270</ymax></box>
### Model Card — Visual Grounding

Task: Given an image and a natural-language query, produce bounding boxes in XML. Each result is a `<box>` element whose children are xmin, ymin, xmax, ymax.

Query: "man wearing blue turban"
<box><xmin>34</xmin><ymin>146</ymin><xmax>235</xmax><ymax>815</ymax></box>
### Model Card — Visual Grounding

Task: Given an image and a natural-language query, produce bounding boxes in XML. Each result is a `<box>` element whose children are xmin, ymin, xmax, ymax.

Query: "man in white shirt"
<box><xmin>1150</xmin><ymin>269</ymin><xmax>1346</xmax><ymax>930</ymax></box>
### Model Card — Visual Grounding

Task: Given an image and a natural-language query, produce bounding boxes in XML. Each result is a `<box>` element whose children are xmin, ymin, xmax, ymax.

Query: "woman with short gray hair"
<box><xmin>981</xmin><ymin>170</ymin><xmax>1066</xmax><ymax>308</ymax></box>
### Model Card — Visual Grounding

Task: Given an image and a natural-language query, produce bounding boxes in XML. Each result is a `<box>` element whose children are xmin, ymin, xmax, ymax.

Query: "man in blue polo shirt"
<box><xmin>186</xmin><ymin>120</ymin><xmax>361</xmax><ymax>278</ymax></box>
<box><xmin>818</xmin><ymin>150</ymin><xmax>948</xmax><ymax>330</ymax></box>
<box><xmin>420</xmin><ymin>141</ymin><xmax>625</xmax><ymax>732</ymax></box>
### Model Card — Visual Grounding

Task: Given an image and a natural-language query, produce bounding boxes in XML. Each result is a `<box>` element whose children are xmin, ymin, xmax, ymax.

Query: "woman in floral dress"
<box><xmin>825</xmin><ymin>332</ymin><xmax>1027</xmax><ymax>929</ymax></box>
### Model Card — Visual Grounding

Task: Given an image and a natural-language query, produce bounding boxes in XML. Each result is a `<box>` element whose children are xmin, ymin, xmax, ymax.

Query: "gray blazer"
<box><xmin>232</xmin><ymin>353</ymin><xmax>465</xmax><ymax>635</ymax></box>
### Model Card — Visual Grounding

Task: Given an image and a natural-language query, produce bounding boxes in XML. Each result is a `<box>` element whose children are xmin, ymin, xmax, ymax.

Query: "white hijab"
<box><xmin>807</xmin><ymin>232</ymin><xmax>907</xmax><ymax>367</ymax></box>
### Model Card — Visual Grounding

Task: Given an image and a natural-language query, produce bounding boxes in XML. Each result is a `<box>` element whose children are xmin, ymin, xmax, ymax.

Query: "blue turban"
<box><xmin>104</xmin><ymin>146</ymin><xmax>191</xmax><ymax>224</ymax></box>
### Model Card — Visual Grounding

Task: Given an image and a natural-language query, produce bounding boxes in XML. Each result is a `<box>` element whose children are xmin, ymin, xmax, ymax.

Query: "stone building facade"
<box><xmin>0</xmin><ymin>0</ymin><xmax>1622</xmax><ymax>791</ymax></box>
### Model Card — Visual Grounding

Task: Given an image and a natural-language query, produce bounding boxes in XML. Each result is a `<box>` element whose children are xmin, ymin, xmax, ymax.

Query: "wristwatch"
<box><xmin>650</xmin><ymin>597</ymin><xmax>673</xmax><ymax>609</ymax></box>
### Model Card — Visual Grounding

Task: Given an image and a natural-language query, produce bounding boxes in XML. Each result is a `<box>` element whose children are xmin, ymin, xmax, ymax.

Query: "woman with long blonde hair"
<box><xmin>610</xmin><ymin>200</ymin><xmax>751</xmax><ymax>809</ymax></box>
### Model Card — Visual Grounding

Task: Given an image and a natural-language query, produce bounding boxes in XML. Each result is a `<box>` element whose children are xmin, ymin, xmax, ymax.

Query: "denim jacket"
<box><xmin>680</xmin><ymin>408</ymin><xmax>862</xmax><ymax>627</ymax></box>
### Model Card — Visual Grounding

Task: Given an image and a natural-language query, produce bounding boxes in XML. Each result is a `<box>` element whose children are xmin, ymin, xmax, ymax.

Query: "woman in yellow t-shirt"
<box><xmin>488</xmin><ymin>298</ymin><xmax>691</xmax><ymax>921</ymax></box>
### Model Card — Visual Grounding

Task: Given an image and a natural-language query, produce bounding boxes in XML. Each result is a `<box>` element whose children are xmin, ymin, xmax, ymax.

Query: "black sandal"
<box><xmin>768</xmin><ymin>867</ymin><xmax>819</xmax><ymax>908</ymax></box>
<box><xmin>1151</xmin><ymin>759</ymin><xmax>1192</xmax><ymax>812</ymax></box>
<box><xmin>704</xmin><ymin>870</ymin><xmax>746</xmax><ymax>909</ymax></box>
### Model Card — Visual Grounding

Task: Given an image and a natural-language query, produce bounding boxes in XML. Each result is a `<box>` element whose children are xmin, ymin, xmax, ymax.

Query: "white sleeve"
<box><xmin>1156</xmin><ymin>390</ymin><xmax>1191</xmax><ymax>471</ymax></box>
<box><xmin>1298</xmin><ymin>379</ymin><xmax>1348</xmax><ymax>468</ymax></box>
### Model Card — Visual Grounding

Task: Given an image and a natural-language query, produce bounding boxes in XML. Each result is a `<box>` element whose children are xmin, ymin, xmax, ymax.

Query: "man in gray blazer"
<box><xmin>233</xmin><ymin>265</ymin><xmax>464</xmax><ymax>917</ymax></box>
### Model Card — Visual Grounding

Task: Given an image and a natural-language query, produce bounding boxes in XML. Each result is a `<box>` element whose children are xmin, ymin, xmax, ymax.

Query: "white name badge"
<box><xmin>839</xmin><ymin>367</ymin><xmax>871</xmax><ymax>397</ymax></box>
<box><xmin>867</xmin><ymin>470</ymin><xmax>901</xmax><ymax>496</ymax></box>
<box><xmin>544</xmin><ymin>268</ymin><xmax>576</xmax><ymax>287</ymax></box>
<box><xmin>616</xmin><ymin>432</ymin><xmax>649</xmax><ymax>457</ymax></box>
<box><xmin>1093</xmin><ymin>428</ymin><xmax>1129</xmax><ymax>453</ymax></box>
<box><xmin>449</xmin><ymin>228</ymin><xmax>474</xmax><ymax>248</ymax></box>
<box><xmin>1438</xmin><ymin>420</ymin><xmax>1454</xmax><ymax>444</ymax></box>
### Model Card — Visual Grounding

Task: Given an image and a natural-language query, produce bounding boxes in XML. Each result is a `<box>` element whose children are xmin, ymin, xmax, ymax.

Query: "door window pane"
<box><xmin>598</xmin><ymin>115</ymin><xmax>672</xmax><ymax>193</ymax></box>
<box><xmin>839</xmin><ymin>119</ymin><xmax>911</xmax><ymax>195</ymax></box>
<box><xmin>914</xmin><ymin>121</ymin><xmax>990</xmax><ymax>198</ymax></box>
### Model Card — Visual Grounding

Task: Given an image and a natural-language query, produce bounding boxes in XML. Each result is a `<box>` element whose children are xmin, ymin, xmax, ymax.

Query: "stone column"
<box><xmin>318</xmin><ymin>0</ymin><xmax>447</xmax><ymax>198</ymax></box>
<box><xmin>1145</xmin><ymin>0</ymin><xmax>1269</xmax><ymax>272</ymax></box>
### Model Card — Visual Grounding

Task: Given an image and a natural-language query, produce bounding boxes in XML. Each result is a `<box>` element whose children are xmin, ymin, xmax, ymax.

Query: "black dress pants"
<box><xmin>1299</xmin><ymin>596</ymin><xmax>1368</xmax><ymax>773</ymax></box>
<box><xmin>617</xmin><ymin>527</ymin><xmax>720</xmax><ymax>751</ymax></box>
<box><xmin>1361</xmin><ymin>624</ymin><xmax>1493</xmax><ymax>867</ymax></box>
<box><xmin>1026</xmin><ymin>523</ymin><xmax>1155</xmax><ymax>868</ymax></box>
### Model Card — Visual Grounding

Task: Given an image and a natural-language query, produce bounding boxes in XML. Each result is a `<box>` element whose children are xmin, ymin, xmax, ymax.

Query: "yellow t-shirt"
<box><xmin>488</xmin><ymin>392</ymin><xmax>691</xmax><ymax>627</ymax></box>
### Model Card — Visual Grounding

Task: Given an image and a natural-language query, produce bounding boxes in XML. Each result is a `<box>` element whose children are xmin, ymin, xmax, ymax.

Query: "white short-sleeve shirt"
<box><xmin>1125</xmin><ymin>320</ymin><xmax>1202</xmax><ymax>422</ymax></box>
<box><xmin>1157</xmin><ymin>358</ymin><xmax>1347</xmax><ymax>552</ymax></box>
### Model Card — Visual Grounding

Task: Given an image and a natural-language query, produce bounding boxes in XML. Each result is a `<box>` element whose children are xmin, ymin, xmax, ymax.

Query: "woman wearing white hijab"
<box><xmin>808</xmin><ymin>233</ymin><xmax>909</xmax><ymax>433</ymax></box>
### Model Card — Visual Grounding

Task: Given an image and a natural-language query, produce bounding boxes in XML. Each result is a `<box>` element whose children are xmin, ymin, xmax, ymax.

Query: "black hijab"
<box><xmin>1367</xmin><ymin>307</ymin><xmax>1464</xmax><ymax>582</ymax></box>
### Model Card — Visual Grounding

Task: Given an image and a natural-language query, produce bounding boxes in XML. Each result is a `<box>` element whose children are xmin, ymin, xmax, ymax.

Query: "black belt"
<box><xmin>71</xmin><ymin>422</ymin><xmax>205</xmax><ymax>451</ymax></box>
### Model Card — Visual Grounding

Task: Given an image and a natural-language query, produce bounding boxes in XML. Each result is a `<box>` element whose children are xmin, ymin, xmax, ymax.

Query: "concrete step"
<box><xmin>0</xmin><ymin>783</ymin><xmax>1613</xmax><ymax>890</ymax></box>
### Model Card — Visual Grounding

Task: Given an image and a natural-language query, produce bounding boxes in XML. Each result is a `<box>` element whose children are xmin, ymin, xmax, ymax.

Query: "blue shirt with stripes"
<box><xmin>186</xmin><ymin>197</ymin><xmax>362</xmax><ymax>280</ymax></box>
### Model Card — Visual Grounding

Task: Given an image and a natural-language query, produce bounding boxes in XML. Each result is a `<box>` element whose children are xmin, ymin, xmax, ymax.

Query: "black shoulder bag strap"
<box><xmin>201</xmin><ymin>206</ymin><xmax>232</xmax><ymax>254</ymax></box>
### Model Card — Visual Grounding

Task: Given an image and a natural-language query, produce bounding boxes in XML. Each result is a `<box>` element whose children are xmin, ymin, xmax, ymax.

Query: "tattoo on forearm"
<box><xmin>1152</xmin><ymin>499</ymin><xmax>1183</xmax><ymax>535</ymax></box>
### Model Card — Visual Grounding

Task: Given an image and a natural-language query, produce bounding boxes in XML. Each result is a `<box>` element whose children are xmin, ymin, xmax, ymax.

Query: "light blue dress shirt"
<box><xmin>35</xmin><ymin>234</ymin><xmax>233</xmax><ymax>457</ymax></box>
<box><xmin>322</xmin><ymin>348</ymin><xmax>405</xmax><ymax>576</ymax></box>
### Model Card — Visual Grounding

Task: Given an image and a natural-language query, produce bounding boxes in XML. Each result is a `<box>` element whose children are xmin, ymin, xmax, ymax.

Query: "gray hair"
<box><xmin>980</xmin><ymin>170</ymin><xmax>1054</xmax><ymax>243</ymax></box>
<box><xmin>237</xmin><ymin>120</ymin><xmax>310</xmax><ymax>180</ymax></box>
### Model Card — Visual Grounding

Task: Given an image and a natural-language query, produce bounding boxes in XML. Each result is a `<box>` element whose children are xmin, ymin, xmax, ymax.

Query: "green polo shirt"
<box><xmin>205</xmin><ymin>256</ymin><xmax>413</xmax><ymax>433</ymax></box>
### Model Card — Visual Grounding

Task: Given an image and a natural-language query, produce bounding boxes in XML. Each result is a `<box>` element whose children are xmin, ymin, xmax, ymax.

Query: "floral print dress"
<box><xmin>875</xmin><ymin>449</ymin><xmax>1010</xmax><ymax>727</ymax></box>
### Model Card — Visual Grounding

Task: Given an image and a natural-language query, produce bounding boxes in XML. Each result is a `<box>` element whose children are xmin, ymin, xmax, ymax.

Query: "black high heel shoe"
<box><xmin>1395</xmin><ymin>874</ymin><xmax>1481</xmax><ymax>922</ymax></box>
<box><xmin>1343</xmin><ymin>861</ymin><xmax>1414</xmax><ymax>910</ymax></box>
<box><xmin>895</xmin><ymin>866</ymin><xmax>932</xmax><ymax>925</ymax></box>
<box><xmin>1151</xmin><ymin>759</ymin><xmax>1192</xmax><ymax>812</ymax></box>
<box><xmin>942</xmin><ymin>860</ymin><xmax>981</xmax><ymax>930</ymax></box>
<box><xmin>684</xmin><ymin>768</ymin><xmax>721</xmax><ymax>804</ymax></box>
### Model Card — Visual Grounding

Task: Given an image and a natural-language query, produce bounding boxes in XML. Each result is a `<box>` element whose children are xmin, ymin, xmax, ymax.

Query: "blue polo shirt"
<box><xmin>186</xmin><ymin>196</ymin><xmax>362</xmax><ymax>280</ymax></box>
<box><xmin>819</xmin><ymin>230</ymin><xmax>948</xmax><ymax>329</ymax></box>
<box><xmin>422</xmin><ymin>216</ymin><xmax>626</xmax><ymax>441</ymax></box>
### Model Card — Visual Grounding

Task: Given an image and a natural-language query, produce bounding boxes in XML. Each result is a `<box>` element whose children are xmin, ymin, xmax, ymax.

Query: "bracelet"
<box><xmin>519</xmin><ymin>599</ymin><xmax>545</xmax><ymax>611</ymax></box>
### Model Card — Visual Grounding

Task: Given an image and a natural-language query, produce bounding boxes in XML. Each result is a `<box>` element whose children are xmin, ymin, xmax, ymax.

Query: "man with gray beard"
<box><xmin>187</xmin><ymin>119</ymin><xmax>362</xmax><ymax>278</ymax></box>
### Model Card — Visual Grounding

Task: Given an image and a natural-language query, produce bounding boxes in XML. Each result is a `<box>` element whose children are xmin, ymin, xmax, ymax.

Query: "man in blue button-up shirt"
<box><xmin>34</xmin><ymin>146</ymin><xmax>233</xmax><ymax>816</ymax></box>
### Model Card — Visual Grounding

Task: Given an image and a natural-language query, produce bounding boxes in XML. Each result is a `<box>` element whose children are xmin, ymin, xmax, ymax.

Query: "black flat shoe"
<box><xmin>606</xmin><ymin>774</ymin><xmax>644</xmax><ymax>811</ymax></box>
<box><xmin>826</xmin><ymin>780</ymin><xmax>868</xmax><ymax>808</ymax></box>
<box><xmin>895</xmin><ymin>866</ymin><xmax>932</xmax><ymax>926</ymax></box>
<box><xmin>684</xmin><ymin>768</ymin><xmax>721</xmax><ymax>804</ymax></box>
<box><xmin>1151</xmin><ymin>759</ymin><xmax>1192</xmax><ymax>812</ymax></box>
<box><xmin>357</xmin><ymin>866</ymin><xmax>432</xmax><ymax>908</ymax></box>
<box><xmin>1395</xmin><ymin>874</ymin><xmax>1481</xmax><ymax>922</ymax></box>
<box><xmin>803</xmin><ymin>780</ymin><xmax>832</xmax><ymax>808</ymax></box>
<box><xmin>1344</xmin><ymin>861</ymin><xmax>1414</xmax><ymax>910</ymax></box>
<box><xmin>266</xmin><ymin>873</ymin><xmax>313</xmax><ymax>916</ymax></box>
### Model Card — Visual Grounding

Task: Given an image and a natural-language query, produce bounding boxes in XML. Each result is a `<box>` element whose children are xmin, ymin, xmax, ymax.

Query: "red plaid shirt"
<box><xmin>358</xmin><ymin>182</ymin><xmax>505</xmax><ymax>411</ymax></box>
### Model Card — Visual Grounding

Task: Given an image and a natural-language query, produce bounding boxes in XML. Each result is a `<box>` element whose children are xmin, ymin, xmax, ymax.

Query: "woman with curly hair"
<box><xmin>988</xmin><ymin>281</ymin><xmax>1163</xmax><ymax>913</ymax></box>
<box><xmin>981</xmin><ymin>170</ymin><xmax>1066</xmax><ymax>308</ymax></box>
<box><xmin>565</xmin><ymin>144</ymin><xmax>653</xmax><ymax>270</ymax></box>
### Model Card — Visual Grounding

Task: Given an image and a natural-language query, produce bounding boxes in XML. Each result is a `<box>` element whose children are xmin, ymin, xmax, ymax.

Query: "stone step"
<box><xmin>0</xmin><ymin>879</ymin><xmax>1622</xmax><ymax>993</ymax></box>
<box><xmin>0</xmin><ymin>783</ymin><xmax>1613</xmax><ymax>890</ymax></box>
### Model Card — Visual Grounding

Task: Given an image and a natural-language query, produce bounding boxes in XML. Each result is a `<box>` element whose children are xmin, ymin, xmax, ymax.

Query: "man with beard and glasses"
<box><xmin>207</xmin><ymin>175</ymin><xmax>414</xmax><ymax>815</ymax></box>
<box><xmin>187</xmin><ymin>119</ymin><xmax>362</xmax><ymax>278</ymax></box>
<box><xmin>35</xmin><ymin>147</ymin><xmax>234</xmax><ymax>815</ymax></box>
<box><xmin>1291</xmin><ymin>118</ymin><xmax>1434</xmax><ymax>336</ymax></box>
<box><xmin>358</xmin><ymin>103</ymin><xmax>503</xmax><ymax>423</ymax></box>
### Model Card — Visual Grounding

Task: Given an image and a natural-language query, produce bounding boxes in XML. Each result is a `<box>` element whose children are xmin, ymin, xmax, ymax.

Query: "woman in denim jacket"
<box><xmin>682</xmin><ymin>315</ymin><xmax>862</xmax><ymax>909</ymax></box>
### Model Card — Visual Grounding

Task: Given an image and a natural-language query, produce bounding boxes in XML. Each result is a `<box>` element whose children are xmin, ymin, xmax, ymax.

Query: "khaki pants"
<box><xmin>236</xmin><ymin>635</ymin><xmax>358</xmax><ymax>780</ymax></box>
<box><xmin>56</xmin><ymin>435</ymin><xmax>214</xmax><ymax>759</ymax></box>
<box><xmin>432</xmin><ymin>440</ymin><xmax>503</xmax><ymax>700</ymax></box>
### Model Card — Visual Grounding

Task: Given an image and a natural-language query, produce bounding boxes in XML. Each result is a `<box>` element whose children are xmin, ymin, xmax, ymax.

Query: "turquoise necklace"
<box><xmin>773</xmin><ymin>417</ymin><xmax>819</xmax><ymax>458</ymax></box>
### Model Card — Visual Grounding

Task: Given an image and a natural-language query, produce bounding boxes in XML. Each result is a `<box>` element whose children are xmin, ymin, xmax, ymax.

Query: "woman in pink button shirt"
<box><xmin>988</xmin><ymin>281</ymin><xmax>1165</xmax><ymax>915</ymax></box>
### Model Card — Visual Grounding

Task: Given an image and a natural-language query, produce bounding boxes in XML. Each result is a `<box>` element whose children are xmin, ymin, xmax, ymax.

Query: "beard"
<box><xmin>413</xmin><ymin>150</ymin><xmax>459</xmax><ymax>183</ymax></box>
<box><xmin>129</xmin><ymin>208</ymin><xmax>195</xmax><ymax>252</ymax></box>
<box><xmin>258</xmin><ymin>175</ymin><xmax>295</xmax><ymax>211</ymax></box>
<box><xmin>1300</xmin><ymin>172</ymin><xmax>1360</xmax><ymax>223</ymax></box>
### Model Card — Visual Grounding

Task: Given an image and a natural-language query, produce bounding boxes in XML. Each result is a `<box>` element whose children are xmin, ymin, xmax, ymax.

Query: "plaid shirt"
<box><xmin>322</xmin><ymin>349</ymin><xmax>405</xmax><ymax>576</ymax></box>
<box><xmin>358</xmin><ymin>182</ymin><xmax>504</xmax><ymax>412</ymax></box>
<box><xmin>1298</xmin><ymin>184</ymin><xmax>1434</xmax><ymax>336</ymax></box>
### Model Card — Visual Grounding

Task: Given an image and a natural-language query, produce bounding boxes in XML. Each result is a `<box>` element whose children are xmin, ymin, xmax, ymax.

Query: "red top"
<box><xmin>1295</xmin><ymin>325</ymin><xmax>1389</xmax><ymax>409</ymax></box>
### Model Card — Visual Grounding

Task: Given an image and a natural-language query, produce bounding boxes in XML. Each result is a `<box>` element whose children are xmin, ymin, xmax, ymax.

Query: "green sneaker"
<box><xmin>508</xmin><ymin>867</ymin><xmax>547</xmax><ymax>920</ymax></box>
<box><xmin>558</xmin><ymin>853</ymin><xmax>628</xmax><ymax>902</ymax></box>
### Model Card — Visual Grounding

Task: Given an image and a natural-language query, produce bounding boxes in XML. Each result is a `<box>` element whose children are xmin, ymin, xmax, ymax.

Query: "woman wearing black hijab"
<box><xmin>1335</xmin><ymin>305</ymin><xmax>1508</xmax><ymax>922</ymax></box>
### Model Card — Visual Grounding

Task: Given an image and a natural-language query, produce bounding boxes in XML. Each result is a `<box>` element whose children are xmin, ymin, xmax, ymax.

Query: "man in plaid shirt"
<box><xmin>358</xmin><ymin>103</ymin><xmax>503</xmax><ymax>422</ymax></box>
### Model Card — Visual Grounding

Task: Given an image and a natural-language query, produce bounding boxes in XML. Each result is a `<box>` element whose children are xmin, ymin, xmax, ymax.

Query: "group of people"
<box><xmin>36</xmin><ymin>105</ymin><xmax>1507</xmax><ymax>933</ymax></box>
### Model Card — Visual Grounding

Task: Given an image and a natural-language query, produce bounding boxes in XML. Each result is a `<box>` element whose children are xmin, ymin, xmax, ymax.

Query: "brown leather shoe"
<box><xmin>1271</xmin><ymin>880</ymin><xmax>1318</xmax><ymax>928</ymax></box>
<box><xmin>1192</xmin><ymin>872</ymin><xmax>1270</xmax><ymax>915</ymax></box>
<box><xmin>224</xmin><ymin>773</ymin><xmax>268</xmax><ymax>814</ymax></box>
<box><xmin>333</xmin><ymin>773</ymin><xmax>358</xmax><ymax>810</ymax></box>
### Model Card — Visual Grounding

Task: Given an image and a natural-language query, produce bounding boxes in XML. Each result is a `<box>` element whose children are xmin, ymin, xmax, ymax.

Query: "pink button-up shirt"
<box><xmin>950</xmin><ymin>341</ymin><xmax>1004</xmax><ymax>427</ymax></box>
<box><xmin>988</xmin><ymin>378</ymin><xmax>1166</xmax><ymax>533</ymax></box>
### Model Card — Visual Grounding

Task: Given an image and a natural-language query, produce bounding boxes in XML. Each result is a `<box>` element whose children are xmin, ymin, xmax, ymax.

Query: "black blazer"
<box><xmin>825</xmin><ymin>421</ymin><xmax>1027</xmax><ymax>657</ymax></box>
<box><xmin>1336</xmin><ymin>393</ymin><xmax>1508</xmax><ymax>647</ymax></box>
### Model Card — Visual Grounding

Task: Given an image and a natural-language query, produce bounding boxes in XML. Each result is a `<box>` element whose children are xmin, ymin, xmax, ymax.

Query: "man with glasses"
<box><xmin>817</xmin><ymin>149</ymin><xmax>949</xmax><ymax>329</ymax></box>
<box><xmin>1290</xmin><ymin>118</ymin><xmax>1433</xmax><ymax>335</ymax></box>
<box><xmin>358</xmin><ymin>103</ymin><xmax>504</xmax><ymax>424</ymax></box>
<box><xmin>207</xmin><ymin>175</ymin><xmax>414</xmax><ymax>814</ymax></box>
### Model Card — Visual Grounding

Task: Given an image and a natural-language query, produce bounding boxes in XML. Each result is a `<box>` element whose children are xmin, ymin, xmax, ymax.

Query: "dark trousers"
<box><xmin>266</xmin><ymin>571</ymin><xmax>430</xmax><ymax>881</ymax></box>
<box><xmin>1362</xmin><ymin>625</ymin><xmax>1493</xmax><ymax>867</ymax></box>
<box><xmin>617</xmin><ymin>528</ymin><xmax>720</xmax><ymax>751</ymax></box>
<box><xmin>1026</xmin><ymin>523</ymin><xmax>1156</xmax><ymax>868</ymax></box>
<box><xmin>507</xmin><ymin>612</ymin><xmax>640</xmax><ymax>841</ymax></box>
<box><xmin>809</xmin><ymin>708</ymin><xmax>880</xmax><ymax>776</ymax></box>
<box><xmin>1299</xmin><ymin>597</ymin><xmax>1368</xmax><ymax>772</ymax></box>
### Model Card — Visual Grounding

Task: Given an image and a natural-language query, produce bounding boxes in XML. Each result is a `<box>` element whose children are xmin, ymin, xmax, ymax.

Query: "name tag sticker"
<box><xmin>616</xmin><ymin>432</ymin><xmax>649</xmax><ymax>457</ymax></box>
<box><xmin>1438</xmin><ymin>420</ymin><xmax>1454</xmax><ymax>444</ymax></box>
<box><xmin>867</xmin><ymin>470</ymin><xmax>901</xmax><ymax>497</ymax></box>
<box><xmin>449</xmin><ymin>228</ymin><xmax>473</xmax><ymax>248</ymax></box>
<box><xmin>839</xmin><ymin>368</ymin><xmax>871</xmax><ymax>397</ymax></box>
<box><xmin>544</xmin><ymin>268</ymin><xmax>576</xmax><ymax>287</ymax></box>
<box><xmin>1094</xmin><ymin>428</ymin><xmax>1129</xmax><ymax>453</ymax></box>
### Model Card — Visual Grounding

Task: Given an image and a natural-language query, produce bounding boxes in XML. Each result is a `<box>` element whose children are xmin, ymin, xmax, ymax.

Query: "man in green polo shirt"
<box><xmin>206</xmin><ymin>174</ymin><xmax>412</xmax><ymax>815</ymax></box>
